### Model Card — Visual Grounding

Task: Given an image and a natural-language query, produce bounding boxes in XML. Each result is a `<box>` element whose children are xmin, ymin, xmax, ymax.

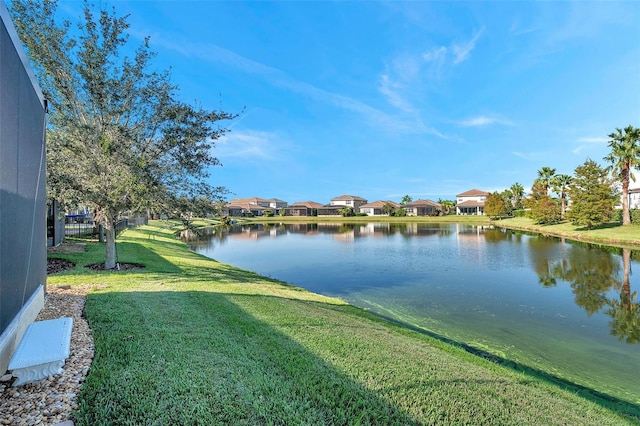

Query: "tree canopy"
<box><xmin>566</xmin><ymin>159</ymin><xmax>617</xmax><ymax>230</ymax></box>
<box><xmin>484</xmin><ymin>192</ymin><xmax>508</xmax><ymax>219</ymax></box>
<box><xmin>536</xmin><ymin>167</ymin><xmax>556</xmax><ymax>195</ymax></box>
<box><xmin>11</xmin><ymin>0</ymin><xmax>237</xmax><ymax>268</ymax></box>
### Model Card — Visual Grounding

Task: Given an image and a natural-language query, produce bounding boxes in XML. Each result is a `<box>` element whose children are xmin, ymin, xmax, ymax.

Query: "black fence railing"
<box><xmin>115</xmin><ymin>216</ymin><xmax>148</xmax><ymax>237</ymax></box>
<box><xmin>64</xmin><ymin>214</ymin><xmax>93</xmax><ymax>237</ymax></box>
<box><xmin>65</xmin><ymin>215</ymin><xmax>148</xmax><ymax>238</ymax></box>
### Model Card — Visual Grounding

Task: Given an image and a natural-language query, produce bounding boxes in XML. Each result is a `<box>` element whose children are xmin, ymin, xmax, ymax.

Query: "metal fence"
<box><xmin>115</xmin><ymin>216</ymin><xmax>148</xmax><ymax>237</ymax></box>
<box><xmin>64</xmin><ymin>215</ymin><xmax>148</xmax><ymax>238</ymax></box>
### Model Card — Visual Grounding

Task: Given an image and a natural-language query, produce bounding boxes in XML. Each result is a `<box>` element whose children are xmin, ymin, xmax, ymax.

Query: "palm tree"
<box><xmin>536</xmin><ymin>167</ymin><xmax>556</xmax><ymax>195</ymax></box>
<box><xmin>510</xmin><ymin>182</ymin><xmax>525</xmax><ymax>209</ymax></box>
<box><xmin>338</xmin><ymin>206</ymin><xmax>353</xmax><ymax>217</ymax></box>
<box><xmin>382</xmin><ymin>202</ymin><xmax>396</xmax><ymax>216</ymax></box>
<box><xmin>551</xmin><ymin>174</ymin><xmax>572</xmax><ymax>218</ymax></box>
<box><xmin>437</xmin><ymin>198</ymin><xmax>455</xmax><ymax>215</ymax></box>
<box><xmin>604</xmin><ymin>125</ymin><xmax>640</xmax><ymax>226</ymax></box>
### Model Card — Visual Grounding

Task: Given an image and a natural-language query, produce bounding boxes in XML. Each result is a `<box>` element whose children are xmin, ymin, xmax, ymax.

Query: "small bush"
<box><xmin>513</xmin><ymin>209</ymin><xmax>525</xmax><ymax>217</ymax></box>
<box><xmin>615</xmin><ymin>209</ymin><xmax>640</xmax><ymax>223</ymax></box>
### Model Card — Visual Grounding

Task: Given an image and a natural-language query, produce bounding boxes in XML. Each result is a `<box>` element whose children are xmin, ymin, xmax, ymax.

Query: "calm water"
<box><xmin>188</xmin><ymin>222</ymin><xmax>640</xmax><ymax>405</ymax></box>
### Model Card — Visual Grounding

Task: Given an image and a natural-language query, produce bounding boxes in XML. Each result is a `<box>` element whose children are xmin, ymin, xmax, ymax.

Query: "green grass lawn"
<box><xmin>495</xmin><ymin>216</ymin><xmax>640</xmax><ymax>248</ymax></box>
<box><xmin>48</xmin><ymin>221</ymin><xmax>640</xmax><ymax>425</ymax></box>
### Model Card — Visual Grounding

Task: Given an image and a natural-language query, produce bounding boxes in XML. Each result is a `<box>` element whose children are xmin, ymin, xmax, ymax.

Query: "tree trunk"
<box><xmin>622</xmin><ymin>248</ymin><xmax>631</xmax><ymax>308</ymax></box>
<box><xmin>104</xmin><ymin>211</ymin><xmax>117</xmax><ymax>269</ymax></box>
<box><xmin>622</xmin><ymin>166</ymin><xmax>631</xmax><ymax>226</ymax></box>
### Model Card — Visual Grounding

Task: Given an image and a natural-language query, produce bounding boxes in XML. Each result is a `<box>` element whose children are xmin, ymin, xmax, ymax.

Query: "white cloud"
<box><xmin>215</xmin><ymin>130</ymin><xmax>277</xmax><ymax>160</ymax></box>
<box><xmin>513</xmin><ymin>151</ymin><xmax>540</xmax><ymax>161</ymax></box>
<box><xmin>458</xmin><ymin>115</ymin><xmax>513</xmax><ymax>127</ymax></box>
<box><xmin>452</xmin><ymin>28</ymin><xmax>484</xmax><ymax>64</ymax></box>
<box><xmin>422</xmin><ymin>46</ymin><xmax>447</xmax><ymax>63</ymax></box>
<box><xmin>379</xmin><ymin>74</ymin><xmax>414</xmax><ymax>113</ymax></box>
<box><xmin>572</xmin><ymin>136</ymin><xmax>608</xmax><ymax>154</ymax></box>
<box><xmin>576</xmin><ymin>137</ymin><xmax>608</xmax><ymax>144</ymax></box>
<box><xmin>148</xmin><ymin>32</ymin><xmax>449</xmax><ymax>138</ymax></box>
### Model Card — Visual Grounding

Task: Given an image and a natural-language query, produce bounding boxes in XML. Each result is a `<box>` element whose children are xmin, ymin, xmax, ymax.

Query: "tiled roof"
<box><xmin>330</xmin><ymin>194</ymin><xmax>367</xmax><ymax>201</ymax></box>
<box><xmin>228</xmin><ymin>197</ymin><xmax>270</xmax><ymax>204</ymax></box>
<box><xmin>225</xmin><ymin>202</ymin><xmax>267</xmax><ymax>210</ymax></box>
<box><xmin>360</xmin><ymin>200</ymin><xmax>400</xmax><ymax>208</ymax></box>
<box><xmin>288</xmin><ymin>201</ymin><xmax>323</xmax><ymax>208</ymax></box>
<box><xmin>456</xmin><ymin>189</ymin><xmax>489</xmax><ymax>197</ymax></box>
<box><xmin>457</xmin><ymin>200</ymin><xmax>484</xmax><ymax>207</ymax></box>
<box><xmin>403</xmin><ymin>199</ymin><xmax>442</xmax><ymax>207</ymax></box>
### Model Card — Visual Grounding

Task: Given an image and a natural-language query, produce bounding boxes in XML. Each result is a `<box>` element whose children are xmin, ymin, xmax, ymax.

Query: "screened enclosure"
<box><xmin>0</xmin><ymin>2</ymin><xmax>47</xmax><ymax>372</ymax></box>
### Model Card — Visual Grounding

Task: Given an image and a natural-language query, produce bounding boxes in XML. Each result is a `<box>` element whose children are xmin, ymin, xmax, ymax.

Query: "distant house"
<box><xmin>330</xmin><ymin>195</ymin><xmax>368</xmax><ymax>210</ymax></box>
<box><xmin>627</xmin><ymin>188</ymin><xmax>640</xmax><ymax>209</ymax></box>
<box><xmin>228</xmin><ymin>197</ymin><xmax>287</xmax><ymax>209</ymax></box>
<box><xmin>456</xmin><ymin>189</ymin><xmax>489</xmax><ymax>215</ymax></box>
<box><xmin>226</xmin><ymin>197</ymin><xmax>288</xmax><ymax>216</ymax></box>
<box><xmin>403</xmin><ymin>199</ymin><xmax>442</xmax><ymax>216</ymax></box>
<box><xmin>284</xmin><ymin>201</ymin><xmax>323</xmax><ymax>217</ymax></box>
<box><xmin>224</xmin><ymin>202</ymin><xmax>268</xmax><ymax>217</ymax></box>
<box><xmin>359</xmin><ymin>200</ymin><xmax>400</xmax><ymax>216</ymax></box>
<box><xmin>317</xmin><ymin>204</ymin><xmax>345</xmax><ymax>217</ymax></box>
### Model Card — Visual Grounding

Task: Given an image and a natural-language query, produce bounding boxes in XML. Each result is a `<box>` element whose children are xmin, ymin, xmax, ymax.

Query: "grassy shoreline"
<box><xmin>493</xmin><ymin>216</ymin><xmax>640</xmax><ymax>249</ymax></box>
<box><xmin>48</xmin><ymin>221</ymin><xmax>640</xmax><ymax>424</ymax></box>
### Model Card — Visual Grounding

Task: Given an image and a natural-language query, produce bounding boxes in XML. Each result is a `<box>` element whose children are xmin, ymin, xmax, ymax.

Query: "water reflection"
<box><xmin>606</xmin><ymin>249</ymin><xmax>640</xmax><ymax>343</ymax></box>
<box><xmin>527</xmin><ymin>237</ymin><xmax>640</xmax><ymax>344</ymax></box>
<box><xmin>188</xmin><ymin>222</ymin><xmax>640</xmax><ymax>403</ymax></box>
<box><xmin>191</xmin><ymin>222</ymin><xmax>459</xmax><ymax>246</ymax></box>
<box><xmin>190</xmin><ymin>223</ymin><xmax>640</xmax><ymax>345</ymax></box>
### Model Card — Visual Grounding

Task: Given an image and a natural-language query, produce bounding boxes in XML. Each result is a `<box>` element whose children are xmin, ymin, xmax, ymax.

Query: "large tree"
<box><xmin>566</xmin><ymin>159</ymin><xmax>617</xmax><ymax>230</ymax></box>
<box><xmin>484</xmin><ymin>192</ymin><xmax>508</xmax><ymax>219</ymax></box>
<box><xmin>11</xmin><ymin>0</ymin><xmax>236</xmax><ymax>268</ymax></box>
<box><xmin>603</xmin><ymin>125</ymin><xmax>640</xmax><ymax>226</ymax></box>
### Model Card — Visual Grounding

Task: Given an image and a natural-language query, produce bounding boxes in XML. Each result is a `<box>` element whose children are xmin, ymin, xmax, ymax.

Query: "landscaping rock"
<box><xmin>0</xmin><ymin>285</ymin><xmax>94</xmax><ymax>425</ymax></box>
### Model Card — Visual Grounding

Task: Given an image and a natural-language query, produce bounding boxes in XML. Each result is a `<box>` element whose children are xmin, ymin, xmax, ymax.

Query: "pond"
<box><xmin>187</xmin><ymin>222</ymin><xmax>640</xmax><ymax>405</ymax></box>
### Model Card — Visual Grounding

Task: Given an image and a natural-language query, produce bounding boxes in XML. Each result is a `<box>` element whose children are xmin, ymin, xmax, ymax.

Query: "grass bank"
<box><xmin>494</xmin><ymin>217</ymin><xmax>640</xmax><ymax>248</ymax></box>
<box><xmin>48</xmin><ymin>221</ymin><xmax>639</xmax><ymax>425</ymax></box>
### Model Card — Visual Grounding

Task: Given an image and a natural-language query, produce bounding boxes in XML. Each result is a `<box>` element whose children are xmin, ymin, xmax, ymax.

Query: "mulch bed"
<box><xmin>47</xmin><ymin>259</ymin><xmax>145</xmax><ymax>274</ymax></box>
<box><xmin>85</xmin><ymin>262</ymin><xmax>145</xmax><ymax>271</ymax></box>
<box><xmin>47</xmin><ymin>258</ymin><xmax>76</xmax><ymax>274</ymax></box>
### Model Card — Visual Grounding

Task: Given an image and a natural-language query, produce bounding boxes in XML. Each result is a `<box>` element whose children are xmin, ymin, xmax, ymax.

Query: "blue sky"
<box><xmin>77</xmin><ymin>1</ymin><xmax>640</xmax><ymax>203</ymax></box>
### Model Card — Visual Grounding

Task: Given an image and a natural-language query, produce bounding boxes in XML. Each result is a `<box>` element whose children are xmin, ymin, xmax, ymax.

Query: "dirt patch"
<box><xmin>85</xmin><ymin>262</ymin><xmax>145</xmax><ymax>271</ymax></box>
<box><xmin>47</xmin><ymin>242</ymin><xmax>87</xmax><ymax>254</ymax></box>
<box><xmin>47</xmin><ymin>259</ymin><xmax>76</xmax><ymax>275</ymax></box>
